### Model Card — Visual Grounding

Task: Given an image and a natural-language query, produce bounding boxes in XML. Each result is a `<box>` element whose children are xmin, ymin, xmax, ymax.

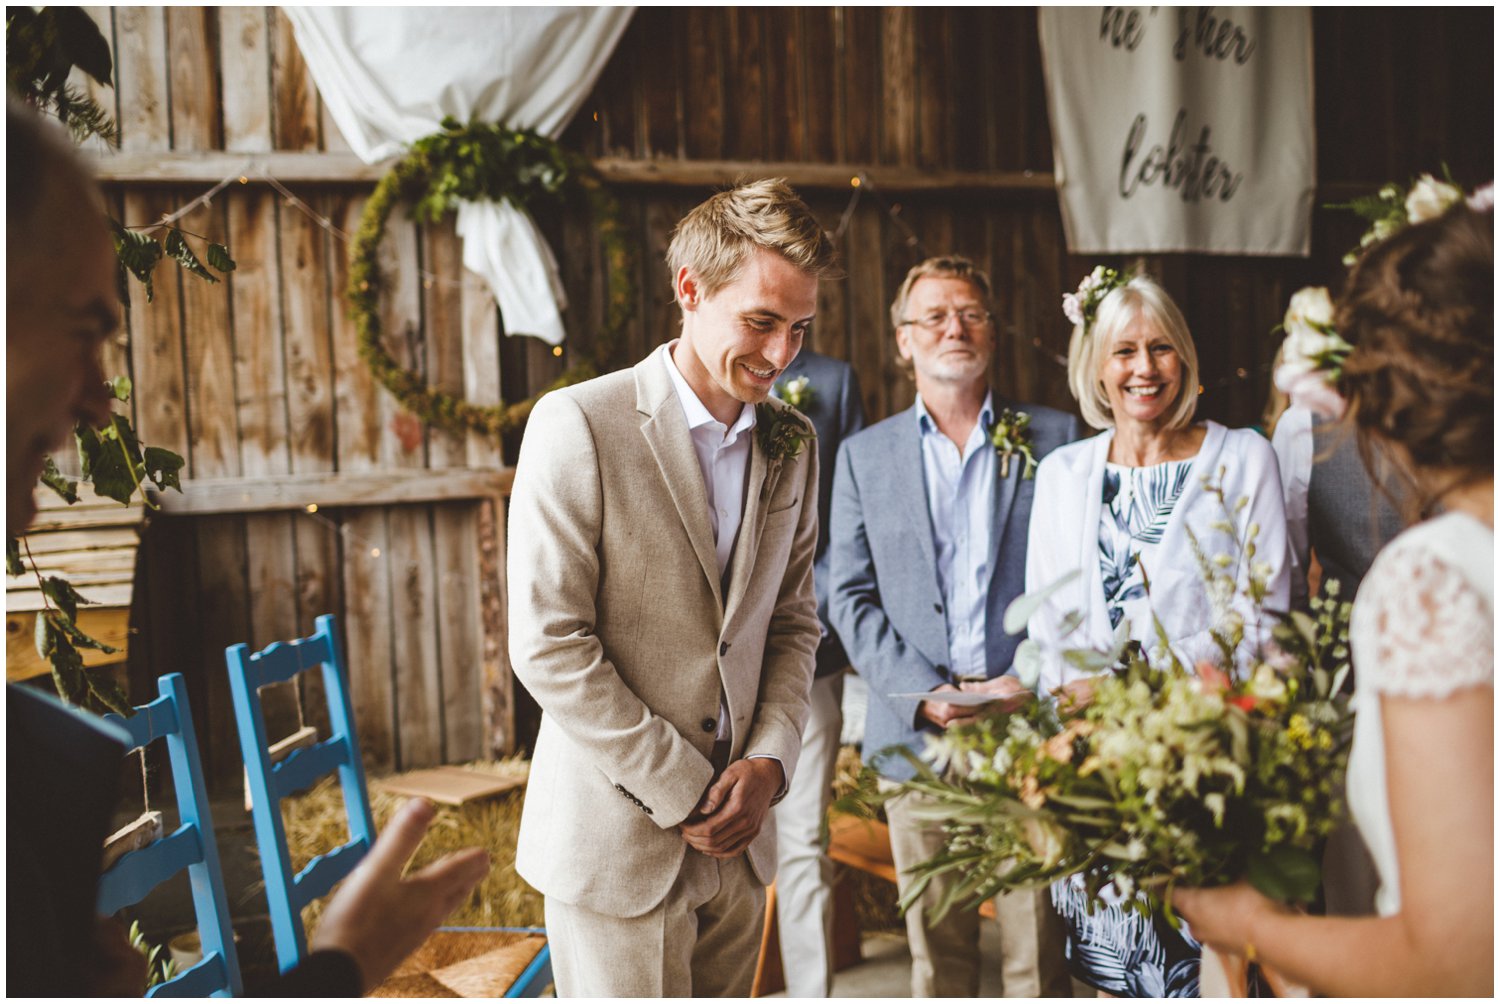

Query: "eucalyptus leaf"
<box><xmin>40</xmin><ymin>456</ymin><xmax>79</xmax><ymax>503</ymax></box>
<box><xmin>1063</xmin><ymin>648</ymin><xmax>1114</xmax><ymax>673</ymax></box>
<box><xmin>1003</xmin><ymin>569</ymin><xmax>1081</xmax><ymax>636</ymax></box>
<box><xmin>165</xmin><ymin>229</ymin><xmax>217</xmax><ymax>283</ymax></box>
<box><xmin>41</xmin><ymin>575</ymin><xmax>92</xmax><ymax>622</ymax></box>
<box><xmin>1012</xmin><ymin>638</ymin><xmax>1042</xmax><ymax>691</ymax></box>
<box><xmin>6</xmin><ymin>538</ymin><xmax>22</xmax><ymax>577</ymax></box>
<box><xmin>109</xmin><ymin>375</ymin><xmax>133</xmax><ymax>402</ymax></box>
<box><xmin>43</xmin><ymin>623</ymin><xmax>90</xmax><ymax>707</ymax></box>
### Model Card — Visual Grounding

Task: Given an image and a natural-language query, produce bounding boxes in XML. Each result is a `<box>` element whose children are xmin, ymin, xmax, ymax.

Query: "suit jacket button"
<box><xmin>719</xmin><ymin>641</ymin><xmax>730</xmax><ymax>656</ymax></box>
<box><xmin>701</xmin><ymin>717</ymin><xmax>716</xmax><ymax>733</ymax></box>
<box><xmin>934</xmin><ymin>603</ymin><xmax>943</xmax><ymax>614</ymax></box>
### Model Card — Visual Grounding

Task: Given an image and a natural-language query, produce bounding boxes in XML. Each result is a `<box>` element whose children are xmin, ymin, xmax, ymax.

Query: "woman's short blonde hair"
<box><xmin>666</xmin><ymin>178</ymin><xmax>838</xmax><ymax>302</ymax></box>
<box><xmin>1066</xmin><ymin>275</ymin><xmax>1199</xmax><ymax>431</ymax></box>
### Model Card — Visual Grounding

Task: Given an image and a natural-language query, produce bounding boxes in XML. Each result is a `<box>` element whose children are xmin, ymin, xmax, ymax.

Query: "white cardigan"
<box><xmin>1025</xmin><ymin>421</ymin><xmax>1291</xmax><ymax>694</ymax></box>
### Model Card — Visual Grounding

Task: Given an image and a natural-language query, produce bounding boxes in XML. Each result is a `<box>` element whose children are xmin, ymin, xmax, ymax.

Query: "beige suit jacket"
<box><xmin>509</xmin><ymin>351</ymin><xmax>820</xmax><ymax>919</ymax></box>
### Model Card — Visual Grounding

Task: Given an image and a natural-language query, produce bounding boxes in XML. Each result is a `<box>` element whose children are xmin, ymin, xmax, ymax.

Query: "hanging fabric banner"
<box><xmin>286</xmin><ymin>7</ymin><xmax>635</xmax><ymax>345</ymax></box>
<box><xmin>1038</xmin><ymin>7</ymin><xmax>1314</xmax><ymax>256</ymax></box>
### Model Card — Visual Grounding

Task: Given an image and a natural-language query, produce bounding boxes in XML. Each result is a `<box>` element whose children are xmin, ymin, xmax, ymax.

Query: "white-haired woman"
<box><xmin>1025</xmin><ymin>271</ymin><xmax>1291</xmax><ymax>996</ymax></box>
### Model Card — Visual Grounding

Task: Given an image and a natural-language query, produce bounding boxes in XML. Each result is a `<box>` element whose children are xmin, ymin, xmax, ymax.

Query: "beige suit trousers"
<box><xmin>544</xmin><ymin>850</ymin><xmax>765</xmax><ymax>997</ymax></box>
<box><xmin>884</xmin><ymin>784</ymin><xmax>1071</xmax><ymax>997</ymax></box>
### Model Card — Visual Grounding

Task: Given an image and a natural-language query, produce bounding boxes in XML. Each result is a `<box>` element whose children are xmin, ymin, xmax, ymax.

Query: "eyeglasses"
<box><xmin>898</xmin><ymin>309</ymin><xmax>993</xmax><ymax>332</ymax></box>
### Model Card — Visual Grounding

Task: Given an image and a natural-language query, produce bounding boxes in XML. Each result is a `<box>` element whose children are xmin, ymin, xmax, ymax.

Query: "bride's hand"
<box><xmin>1172</xmin><ymin>881</ymin><xmax>1292</xmax><ymax>955</ymax></box>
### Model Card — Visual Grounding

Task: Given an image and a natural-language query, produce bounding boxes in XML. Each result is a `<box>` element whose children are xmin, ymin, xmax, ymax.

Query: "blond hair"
<box><xmin>666</xmin><ymin>178</ymin><xmax>838</xmax><ymax>303</ymax></box>
<box><xmin>1066</xmin><ymin>275</ymin><xmax>1199</xmax><ymax>431</ymax></box>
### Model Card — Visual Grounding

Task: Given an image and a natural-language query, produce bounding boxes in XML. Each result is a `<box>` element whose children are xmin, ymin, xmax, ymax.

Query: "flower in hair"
<box><xmin>1335</xmin><ymin>171</ymin><xmax>1468</xmax><ymax>266</ymax></box>
<box><xmin>1274</xmin><ymin>286</ymin><xmax>1352</xmax><ymax>419</ymax></box>
<box><xmin>1062</xmin><ymin>266</ymin><xmax>1127</xmax><ymax>335</ymax></box>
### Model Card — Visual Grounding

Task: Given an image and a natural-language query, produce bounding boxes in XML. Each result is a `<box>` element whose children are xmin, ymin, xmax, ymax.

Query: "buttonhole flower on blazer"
<box><xmin>774</xmin><ymin>374</ymin><xmax>814</xmax><ymax>410</ymax></box>
<box><xmin>755</xmin><ymin>402</ymin><xmax>814</xmax><ymax>463</ymax></box>
<box><xmin>989</xmin><ymin>407</ymin><xmax>1038</xmax><ymax>480</ymax></box>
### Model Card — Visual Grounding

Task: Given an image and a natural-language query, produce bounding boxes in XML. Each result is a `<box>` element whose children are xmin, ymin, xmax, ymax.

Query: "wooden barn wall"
<box><xmin>81</xmin><ymin>7</ymin><xmax>1491</xmax><ymax>790</ymax></box>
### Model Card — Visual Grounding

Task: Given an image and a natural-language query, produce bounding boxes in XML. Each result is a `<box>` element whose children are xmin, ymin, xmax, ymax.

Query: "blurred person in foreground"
<box><xmin>6</xmin><ymin>98</ymin><xmax>490</xmax><ymax>997</ymax></box>
<box><xmin>1175</xmin><ymin>198</ymin><xmax>1493</xmax><ymax>997</ymax></box>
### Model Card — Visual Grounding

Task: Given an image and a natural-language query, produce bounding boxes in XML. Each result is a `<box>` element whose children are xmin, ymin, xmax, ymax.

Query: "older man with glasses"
<box><xmin>829</xmin><ymin>256</ymin><xmax>1078</xmax><ymax>996</ymax></box>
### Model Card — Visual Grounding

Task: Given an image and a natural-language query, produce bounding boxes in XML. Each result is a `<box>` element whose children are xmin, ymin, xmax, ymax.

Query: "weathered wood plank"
<box><xmin>219</xmin><ymin>7</ymin><xmax>272</xmax><ymax>152</ymax></box>
<box><xmin>846</xmin><ymin>204</ymin><xmax>890</xmax><ymax>422</ymax></box>
<box><xmin>327</xmin><ymin>191</ymin><xmax>382</xmax><ymax>468</ymax></box>
<box><xmin>122</xmin><ymin>189</ymin><xmax>190</xmax><ymax>459</ymax></box>
<box><xmin>478</xmin><ymin>498</ymin><xmax>514</xmax><ymax>755</ymax></box>
<box><xmin>434</xmin><ymin>504</ymin><xmax>484</xmax><ymax>762</ymax></box>
<box><xmin>389</xmin><ymin>505</ymin><xmax>441</xmax><ymax>768</ymax></box>
<box><xmin>281</xmin><ymin>193</ymin><xmax>338</xmax><ymax>472</ymax></box>
<box><xmin>165</xmin><ymin>7</ymin><xmax>221</xmax><ymax>151</ymax></box>
<box><xmin>6</xmin><ymin>608</ymin><xmax>132</xmax><ymax>682</ymax></box>
<box><xmin>421</xmin><ymin>221</ymin><xmax>469</xmax><ymax>470</ymax></box>
<box><xmin>681</xmin><ymin>8</ymin><xmax>725</xmax><ymax>161</ymax></box>
<box><xmin>194</xmin><ymin>514</ymin><xmax>250</xmax><ymax>791</ymax></box>
<box><xmin>151</xmin><ymin>469</ymin><xmax>513</xmax><ymax>515</ymax></box>
<box><xmin>178</xmin><ymin>192</ymin><xmax>240</xmax><ymax>479</ymax></box>
<box><xmin>879</xmin><ymin>9</ymin><xmax>917</xmax><ymax>166</ymax></box>
<box><xmin>269</xmin><ymin>7</ymin><xmax>320</xmax><ymax>151</ymax></box>
<box><xmin>228</xmin><ymin>188</ymin><xmax>289</xmax><ymax>474</ymax></box>
<box><xmin>341</xmin><ymin>510</ymin><xmax>395</xmax><ymax>771</ymax></box>
<box><xmin>723</xmin><ymin>8</ymin><xmax>767</xmax><ymax>161</ymax></box>
<box><xmin>113</xmin><ymin>7</ymin><xmax>170</xmax><ymax>151</ymax></box>
<box><xmin>801</xmin><ymin>9</ymin><xmax>838</xmax><ymax>164</ymax></box>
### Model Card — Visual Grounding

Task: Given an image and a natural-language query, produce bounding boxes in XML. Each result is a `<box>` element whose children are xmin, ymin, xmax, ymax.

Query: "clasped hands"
<box><xmin>678</xmin><ymin>757</ymin><xmax>782</xmax><ymax>859</ymax></box>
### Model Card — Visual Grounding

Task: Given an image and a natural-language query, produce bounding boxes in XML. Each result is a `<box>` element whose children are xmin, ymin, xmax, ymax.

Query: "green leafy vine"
<box><xmin>348</xmin><ymin>118</ymin><xmax>636</xmax><ymax>437</ymax></box>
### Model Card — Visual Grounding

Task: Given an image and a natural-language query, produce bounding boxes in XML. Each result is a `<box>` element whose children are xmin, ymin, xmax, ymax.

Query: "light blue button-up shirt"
<box><xmin>915</xmin><ymin>392</ymin><xmax>995</xmax><ymax>681</ymax></box>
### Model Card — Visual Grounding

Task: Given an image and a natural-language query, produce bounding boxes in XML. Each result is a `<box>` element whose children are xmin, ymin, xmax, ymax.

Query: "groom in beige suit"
<box><xmin>508</xmin><ymin>179</ymin><xmax>836</xmax><ymax>997</ymax></box>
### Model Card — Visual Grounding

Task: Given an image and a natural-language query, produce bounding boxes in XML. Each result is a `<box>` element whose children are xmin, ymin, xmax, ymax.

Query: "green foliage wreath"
<box><xmin>348</xmin><ymin>119</ymin><xmax>636</xmax><ymax>438</ymax></box>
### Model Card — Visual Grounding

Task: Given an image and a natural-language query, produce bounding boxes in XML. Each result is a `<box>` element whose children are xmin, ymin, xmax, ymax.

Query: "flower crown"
<box><xmin>1061</xmin><ymin>266</ymin><xmax>1129</xmax><ymax>336</ymax></box>
<box><xmin>1274</xmin><ymin>287</ymin><xmax>1353</xmax><ymax>420</ymax></box>
<box><xmin>1336</xmin><ymin>171</ymin><xmax>1492</xmax><ymax>266</ymax></box>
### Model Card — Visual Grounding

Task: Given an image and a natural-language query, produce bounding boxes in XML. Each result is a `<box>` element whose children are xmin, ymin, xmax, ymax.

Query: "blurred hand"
<box><xmin>679</xmin><ymin>758</ymin><xmax>782</xmax><ymax>859</ymax></box>
<box><xmin>1172</xmin><ymin>880</ymin><xmax>1291</xmax><ymax>956</ymax></box>
<box><xmin>311</xmin><ymin>798</ymin><xmax>491</xmax><ymax>993</ymax></box>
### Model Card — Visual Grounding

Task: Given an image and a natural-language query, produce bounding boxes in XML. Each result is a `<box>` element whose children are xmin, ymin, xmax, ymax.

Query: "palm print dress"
<box><xmin>1053</xmin><ymin>458</ymin><xmax>1201</xmax><ymax>997</ymax></box>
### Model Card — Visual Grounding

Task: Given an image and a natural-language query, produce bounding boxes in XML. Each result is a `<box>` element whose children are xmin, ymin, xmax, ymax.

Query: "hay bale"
<box><xmin>278</xmin><ymin>758</ymin><xmax>542</xmax><ymax>934</ymax></box>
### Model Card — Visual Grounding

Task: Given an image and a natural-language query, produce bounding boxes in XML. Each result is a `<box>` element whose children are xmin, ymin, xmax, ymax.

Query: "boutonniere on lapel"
<box><xmin>775</xmin><ymin>374</ymin><xmax>814</xmax><ymax>410</ymax></box>
<box><xmin>755</xmin><ymin>402</ymin><xmax>814</xmax><ymax>462</ymax></box>
<box><xmin>989</xmin><ymin>407</ymin><xmax>1038</xmax><ymax>480</ymax></box>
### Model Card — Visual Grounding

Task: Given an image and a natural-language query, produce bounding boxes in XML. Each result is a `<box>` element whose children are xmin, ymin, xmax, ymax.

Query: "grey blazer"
<box><xmin>829</xmin><ymin>397</ymin><xmax>1080</xmax><ymax>780</ymax></box>
<box><xmin>778</xmin><ymin>349</ymin><xmax>867</xmax><ymax>677</ymax></box>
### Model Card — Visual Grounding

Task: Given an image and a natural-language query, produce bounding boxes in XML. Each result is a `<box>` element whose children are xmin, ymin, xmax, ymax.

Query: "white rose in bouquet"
<box><xmin>1284</xmin><ymin>286</ymin><xmax>1334</xmax><ymax>331</ymax></box>
<box><xmin>1404</xmin><ymin>173</ymin><xmax>1462</xmax><ymax>224</ymax></box>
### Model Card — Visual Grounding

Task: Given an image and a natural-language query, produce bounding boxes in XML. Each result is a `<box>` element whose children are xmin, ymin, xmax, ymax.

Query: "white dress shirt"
<box><xmin>915</xmin><ymin>392</ymin><xmax>995</xmax><ymax>680</ymax></box>
<box><xmin>660</xmin><ymin>342</ymin><xmax>782</xmax><ymax>784</ymax></box>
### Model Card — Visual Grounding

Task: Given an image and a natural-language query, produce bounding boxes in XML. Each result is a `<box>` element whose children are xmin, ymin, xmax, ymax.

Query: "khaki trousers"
<box><xmin>544</xmin><ymin>850</ymin><xmax>764</xmax><ymax>997</ymax></box>
<box><xmin>883</xmin><ymin>783</ymin><xmax>1071</xmax><ymax>997</ymax></box>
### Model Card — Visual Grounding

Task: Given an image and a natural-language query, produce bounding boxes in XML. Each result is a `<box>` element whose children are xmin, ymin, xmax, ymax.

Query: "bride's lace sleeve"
<box><xmin>1352</xmin><ymin>538</ymin><xmax>1494</xmax><ymax>699</ymax></box>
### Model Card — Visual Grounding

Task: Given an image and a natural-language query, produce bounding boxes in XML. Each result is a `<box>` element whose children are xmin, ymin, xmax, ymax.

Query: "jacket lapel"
<box><xmin>986</xmin><ymin>401</ymin><xmax>1019</xmax><ymax>590</ymax></box>
<box><xmin>636</xmin><ymin>357</ymin><xmax>723</xmax><ymax>608</ymax></box>
<box><xmin>894</xmin><ymin>413</ymin><xmax>940</xmax><ymax>587</ymax></box>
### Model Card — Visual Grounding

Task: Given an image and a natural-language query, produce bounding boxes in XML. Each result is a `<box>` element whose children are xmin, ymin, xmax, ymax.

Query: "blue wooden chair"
<box><xmin>226</xmin><ymin>614</ymin><xmax>552</xmax><ymax>996</ymax></box>
<box><xmin>97</xmin><ymin>672</ymin><xmax>242</xmax><ymax>997</ymax></box>
<box><xmin>224</xmin><ymin>613</ymin><xmax>376</xmax><ymax>975</ymax></box>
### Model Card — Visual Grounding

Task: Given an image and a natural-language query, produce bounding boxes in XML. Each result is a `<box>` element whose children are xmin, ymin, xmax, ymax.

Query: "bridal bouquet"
<box><xmin>889</xmin><ymin>483</ymin><xmax>1354</xmax><ymax>922</ymax></box>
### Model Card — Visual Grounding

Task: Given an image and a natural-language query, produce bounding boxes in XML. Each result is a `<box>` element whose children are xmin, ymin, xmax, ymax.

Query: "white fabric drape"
<box><xmin>285</xmin><ymin>7</ymin><xmax>635</xmax><ymax>344</ymax></box>
<box><xmin>1037</xmin><ymin>7</ymin><xmax>1314</xmax><ymax>256</ymax></box>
